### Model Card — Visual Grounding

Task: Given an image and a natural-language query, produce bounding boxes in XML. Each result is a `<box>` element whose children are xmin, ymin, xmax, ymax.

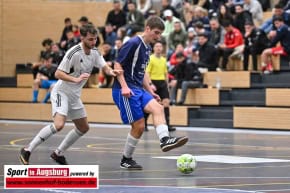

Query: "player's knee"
<box><xmin>78</xmin><ymin>126</ymin><xmax>89</xmax><ymax>134</ymax></box>
<box><xmin>54</xmin><ymin>122</ymin><xmax>65</xmax><ymax>131</ymax></box>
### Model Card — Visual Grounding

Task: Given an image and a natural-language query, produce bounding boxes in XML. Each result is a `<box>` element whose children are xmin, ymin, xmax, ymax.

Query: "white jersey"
<box><xmin>53</xmin><ymin>43</ymin><xmax>106</xmax><ymax>100</ymax></box>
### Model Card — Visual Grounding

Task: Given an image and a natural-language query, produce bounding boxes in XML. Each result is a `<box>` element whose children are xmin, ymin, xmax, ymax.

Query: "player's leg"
<box><xmin>143</xmin><ymin>94</ymin><xmax>188</xmax><ymax>152</ymax></box>
<box><xmin>19</xmin><ymin>113</ymin><xmax>66</xmax><ymax>165</ymax></box>
<box><xmin>51</xmin><ymin>100</ymin><xmax>87</xmax><ymax>165</ymax></box>
<box><xmin>32</xmin><ymin>78</ymin><xmax>41</xmax><ymax>103</ymax></box>
<box><xmin>112</xmin><ymin>88</ymin><xmax>144</xmax><ymax>170</ymax></box>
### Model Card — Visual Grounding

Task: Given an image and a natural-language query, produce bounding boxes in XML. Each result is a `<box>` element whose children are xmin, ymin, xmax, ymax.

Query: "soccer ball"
<box><xmin>176</xmin><ymin>154</ymin><xmax>197</xmax><ymax>174</ymax></box>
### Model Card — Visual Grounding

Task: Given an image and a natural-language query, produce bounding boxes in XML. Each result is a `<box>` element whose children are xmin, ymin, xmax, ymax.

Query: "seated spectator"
<box><xmin>162</xmin><ymin>9</ymin><xmax>185</xmax><ymax>40</ymax></box>
<box><xmin>233</xmin><ymin>4</ymin><xmax>253</xmax><ymax>34</ymax></box>
<box><xmin>260</xmin><ymin>3</ymin><xmax>290</xmax><ymax>34</ymax></box>
<box><xmin>243</xmin><ymin>21</ymin><xmax>270</xmax><ymax>71</ymax></box>
<box><xmin>105</xmin><ymin>0</ymin><xmax>127</xmax><ymax>32</ymax></box>
<box><xmin>187</xmin><ymin>6</ymin><xmax>210</xmax><ymax>31</ymax></box>
<box><xmin>217</xmin><ymin>4</ymin><xmax>234</xmax><ymax>25</ymax></box>
<box><xmin>98</xmin><ymin>42</ymin><xmax>116</xmax><ymax>88</ymax></box>
<box><xmin>136</xmin><ymin>0</ymin><xmax>152</xmax><ymax>18</ymax></box>
<box><xmin>160</xmin><ymin>0</ymin><xmax>180</xmax><ymax>20</ymax></box>
<box><xmin>103</xmin><ymin>23</ymin><xmax>117</xmax><ymax>47</ymax></box>
<box><xmin>209</xmin><ymin>18</ymin><xmax>226</xmax><ymax>49</ymax></box>
<box><xmin>261</xmin><ymin>16</ymin><xmax>290</xmax><ymax>74</ymax></box>
<box><xmin>243</xmin><ymin>0</ymin><xmax>263</xmax><ymax>26</ymax></box>
<box><xmin>167</xmin><ymin>21</ymin><xmax>187</xmax><ymax>59</ymax></box>
<box><xmin>218</xmin><ymin>20</ymin><xmax>244</xmax><ymax>70</ymax></box>
<box><xmin>60</xmin><ymin>29</ymin><xmax>80</xmax><ymax>52</ymax></box>
<box><xmin>169</xmin><ymin>52</ymin><xmax>203</xmax><ymax>105</ymax></box>
<box><xmin>184</xmin><ymin>27</ymin><xmax>198</xmax><ymax>56</ymax></box>
<box><xmin>195</xmin><ymin>32</ymin><xmax>218</xmax><ymax>71</ymax></box>
<box><xmin>72</xmin><ymin>24</ymin><xmax>80</xmax><ymax>38</ymax></box>
<box><xmin>32</xmin><ymin>54</ymin><xmax>58</xmax><ymax>103</ymax></box>
<box><xmin>51</xmin><ymin>43</ymin><xmax>64</xmax><ymax>65</ymax></box>
<box><xmin>32</xmin><ymin>38</ymin><xmax>54</xmax><ymax>79</ymax></box>
<box><xmin>59</xmin><ymin>17</ymin><xmax>73</xmax><ymax>43</ymax></box>
<box><xmin>126</xmin><ymin>0</ymin><xmax>145</xmax><ymax>33</ymax></box>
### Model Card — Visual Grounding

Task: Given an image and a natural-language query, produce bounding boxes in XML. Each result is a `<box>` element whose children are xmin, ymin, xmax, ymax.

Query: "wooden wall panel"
<box><xmin>0</xmin><ymin>103</ymin><xmax>189</xmax><ymax>126</ymax></box>
<box><xmin>177</xmin><ymin>88</ymin><xmax>219</xmax><ymax>105</ymax></box>
<box><xmin>0</xmin><ymin>0</ymin><xmax>111</xmax><ymax>76</ymax></box>
<box><xmin>266</xmin><ymin>89</ymin><xmax>290</xmax><ymax>107</ymax></box>
<box><xmin>203</xmin><ymin>71</ymin><xmax>250</xmax><ymax>88</ymax></box>
<box><xmin>234</xmin><ymin>107</ymin><xmax>290</xmax><ymax>130</ymax></box>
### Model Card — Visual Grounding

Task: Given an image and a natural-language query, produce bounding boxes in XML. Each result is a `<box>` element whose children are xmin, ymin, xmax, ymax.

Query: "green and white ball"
<box><xmin>176</xmin><ymin>154</ymin><xmax>197</xmax><ymax>174</ymax></box>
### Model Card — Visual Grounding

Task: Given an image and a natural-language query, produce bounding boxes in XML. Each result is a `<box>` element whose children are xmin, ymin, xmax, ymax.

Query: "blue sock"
<box><xmin>32</xmin><ymin>90</ymin><xmax>39</xmax><ymax>103</ymax></box>
<box><xmin>42</xmin><ymin>92</ymin><xmax>51</xmax><ymax>103</ymax></box>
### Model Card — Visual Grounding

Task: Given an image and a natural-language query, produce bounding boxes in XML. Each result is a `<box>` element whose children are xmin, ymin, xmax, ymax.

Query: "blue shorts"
<box><xmin>40</xmin><ymin>80</ymin><xmax>57</xmax><ymax>89</ymax></box>
<box><xmin>112</xmin><ymin>88</ymin><xmax>153</xmax><ymax>124</ymax></box>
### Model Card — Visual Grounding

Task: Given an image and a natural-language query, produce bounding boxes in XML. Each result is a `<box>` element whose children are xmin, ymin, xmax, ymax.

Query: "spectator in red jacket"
<box><xmin>218</xmin><ymin>20</ymin><xmax>244</xmax><ymax>70</ymax></box>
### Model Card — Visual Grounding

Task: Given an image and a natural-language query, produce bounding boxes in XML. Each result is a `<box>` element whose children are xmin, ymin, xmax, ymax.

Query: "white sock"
<box><xmin>123</xmin><ymin>133</ymin><xmax>139</xmax><ymax>158</ymax></box>
<box><xmin>156</xmin><ymin>124</ymin><xmax>169</xmax><ymax>140</ymax></box>
<box><xmin>26</xmin><ymin>124</ymin><xmax>57</xmax><ymax>152</ymax></box>
<box><xmin>55</xmin><ymin>128</ymin><xmax>84</xmax><ymax>155</ymax></box>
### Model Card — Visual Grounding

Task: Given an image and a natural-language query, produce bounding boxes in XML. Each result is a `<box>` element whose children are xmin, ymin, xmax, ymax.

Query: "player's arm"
<box><xmin>102</xmin><ymin>64</ymin><xmax>122</xmax><ymax>76</ymax></box>
<box><xmin>114</xmin><ymin>62</ymin><xmax>132</xmax><ymax>98</ymax></box>
<box><xmin>144</xmin><ymin>72</ymin><xmax>160</xmax><ymax>101</ymax></box>
<box><xmin>55</xmin><ymin>69</ymin><xmax>89</xmax><ymax>83</ymax></box>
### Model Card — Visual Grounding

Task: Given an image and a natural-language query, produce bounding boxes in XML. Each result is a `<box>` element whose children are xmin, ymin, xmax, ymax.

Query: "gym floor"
<box><xmin>1</xmin><ymin>120</ymin><xmax>290</xmax><ymax>193</ymax></box>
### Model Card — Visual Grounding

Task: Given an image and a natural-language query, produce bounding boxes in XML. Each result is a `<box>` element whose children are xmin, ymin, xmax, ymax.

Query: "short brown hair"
<box><xmin>145</xmin><ymin>16</ymin><xmax>165</xmax><ymax>31</ymax></box>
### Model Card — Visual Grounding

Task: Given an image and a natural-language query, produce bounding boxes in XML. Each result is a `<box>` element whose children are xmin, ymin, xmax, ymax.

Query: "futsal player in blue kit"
<box><xmin>112</xmin><ymin>16</ymin><xmax>188</xmax><ymax>170</ymax></box>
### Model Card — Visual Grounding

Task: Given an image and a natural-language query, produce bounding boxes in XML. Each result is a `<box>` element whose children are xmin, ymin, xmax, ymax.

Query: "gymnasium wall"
<box><xmin>0</xmin><ymin>0</ymin><xmax>111</xmax><ymax>77</ymax></box>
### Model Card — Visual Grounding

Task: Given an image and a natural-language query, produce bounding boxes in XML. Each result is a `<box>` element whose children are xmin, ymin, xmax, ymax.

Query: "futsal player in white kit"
<box><xmin>20</xmin><ymin>24</ymin><xmax>120</xmax><ymax>165</ymax></box>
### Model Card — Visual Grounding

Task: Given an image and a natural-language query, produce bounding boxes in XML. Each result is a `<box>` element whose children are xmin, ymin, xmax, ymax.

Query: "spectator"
<box><xmin>260</xmin><ymin>3</ymin><xmax>290</xmax><ymax>34</ymax></box>
<box><xmin>32</xmin><ymin>38</ymin><xmax>54</xmax><ymax>79</ymax></box>
<box><xmin>217</xmin><ymin>4</ymin><xmax>234</xmax><ymax>25</ymax></box>
<box><xmin>103</xmin><ymin>23</ymin><xmax>118</xmax><ymax>47</ymax></box>
<box><xmin>126</xmin><ymin>0</ymin><xmax>145</xmax><ymax>33</ymax></box>
<box><xmin>160</xmin><ymin>0</ymin><xmax>180</xmax><ymax>20</ymax></box>
<box><xmin>136</xmin><ymin>0</ymin><xmax>152</xmax><ymax>18</ymax></box>
<box><xmin>60</xmin><ymin>17</ymin><xmax>73</xmax><ymax>43</ymax></box>
<box><xmin>167</xmin><ymin>21</ymin><xmax>187</xmax><ymax>59</ymax></box>
<box><xmin>243</xmin><ymin>0</ymin><xmax>263</xmax><ymax>25</ymax></box>
<box><xmin>218</xmin><ymin>20</ymin><xmax>244</xmax><ymax>70</ymax></box>
<box><xmin>187</xmin><ymin>6</ymin><xmax>210</xmax><ymax>31</ymax></box>
<box><xmin>184</xmin><ymin>27</ymin><xmax>198</xmax><ymax>55</ymax></box>
<box><xmin>60</xmin><ymin>29</ymin><xmax>80</xmax><ymax>52</ymax></box>
<box><xmin>233</xmin><ymin>4</ymin><xmax>253</xmax><ymax>34</ymax></box>
<box><xmin>195</xmin><ymin>32</ymin><xmax>218</xmax><ymax>71</ymax></box>
<box><xmin>105</xmin><ymin>0</ymin><xmax>127</xmax><ymax>32</ymax></box>
<box><xmin>243</xmin><ymin>21</ymin><xmax>270</xmax><ymax>71</ymax></box>
<box><xmin>162</xmin><ymin>9</ymin><xmax>185</xmax><ymax>40</ymax></box>
<box><xmin>51</xmin><ymin>43</ymin><xmax>64</xmax><ymax>65</ymax></box>
<box><xmin>72</xmin><ymin>24</ymin><xmax>80</xmax><ymax>38</ymax></box>
<box><xmin>209</xmin><ymin>18</ymin><xmax>226</xmax><ymax>49</ymax></box>
<box><xmin>145</xmin><ymin>41</ymin><xmax>176</xmax><ymax>131</ymax></box>
<box><xmin>32</xmin><ymin>54</ymin><xmax>58</xmax><ymax>103</ymax></box>
<box><xmin>78</xmin><ymin>16</ymin><xmax>89</xmax><ymax>27</ymax></box>
<box><xmin>261</xmin><ymin>15</ymin><xmax>290</xmax><ymax>74</ymax></box>
<box><xmin>98</xmin><ymin>42</ymin><xmax>116</xmax><ymax>88</ymax></box>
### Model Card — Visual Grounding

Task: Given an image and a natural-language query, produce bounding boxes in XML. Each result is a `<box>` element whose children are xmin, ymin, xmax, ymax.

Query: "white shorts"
<box><xmin>51</xmin><ymin>90</ymin><xmax>86</xmax><ymax>120</ymax></box>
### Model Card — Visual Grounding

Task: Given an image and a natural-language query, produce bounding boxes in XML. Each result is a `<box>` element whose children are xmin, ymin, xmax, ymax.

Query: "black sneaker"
<box><xmin>168</xmin><ymin>126</ymin><xmax>176</xmax><ymax>132</ymax></box>
<box><xmin>50</xmin><ymin>152</ymin><xmax>68</xmax><ymax>165</ymax></box>
<box><xmin>160</xmin><ymin>136</ymin><xmax>188</xmax><ymax>152</ymax></box>
<box><xmin>120</xmin><ymin>156</ymin><xmax>143</xmax><ymax>170</ymax></box>
<box><xmin>19</xmin><ymin>147</ymin><xmax>30</xmax><ymax>165</ymax></box>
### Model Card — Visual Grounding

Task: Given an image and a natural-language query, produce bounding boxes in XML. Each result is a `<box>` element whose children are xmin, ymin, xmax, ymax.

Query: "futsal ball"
<box><xmin>176</xmin><ymin>154</ymin><xmax>196</xmax><ymax>174</ymax></box>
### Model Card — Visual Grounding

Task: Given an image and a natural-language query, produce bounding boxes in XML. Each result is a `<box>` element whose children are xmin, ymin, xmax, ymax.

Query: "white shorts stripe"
<box><xmin>123</xmin><ymin>96</ymin><xmax>134</xmax><ymax>123</ymax></box>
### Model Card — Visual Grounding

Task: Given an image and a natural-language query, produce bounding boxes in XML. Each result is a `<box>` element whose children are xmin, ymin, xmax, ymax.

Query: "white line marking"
<box><xmin>153</xmin><ymin>155</ymin><xmax>290</xmax><ymax>164</ymax></box>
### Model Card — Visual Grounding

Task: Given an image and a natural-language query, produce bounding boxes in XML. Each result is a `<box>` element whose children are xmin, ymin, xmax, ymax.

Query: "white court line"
<box><xmin>153</xmin><ymin>155</ymin><xmax>290</xmax><ymax>164</ymax></box>
<box><xmin>1</xmin><ymin>119</ymin><xmax>290</xmax><ymax>136</ymax></box>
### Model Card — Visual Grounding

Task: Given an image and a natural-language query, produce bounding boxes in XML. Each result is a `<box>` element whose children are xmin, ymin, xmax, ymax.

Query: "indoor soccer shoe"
<box><xmin>120</xmin><ymin>156</ymin><xmax>143</xmax><ymax>170</ymax></box>
<box><xmin>50</xmin><ymin>152</ymin><xmax>68</xmax><ymax>165</ymax></box>
<box><xmin>160</xmin><ymin>136</ymin><xmax>188</xmax><ymax>152</ymax></box>
<box><xmin>19</xmin><ymin>147</ymin><xmax>30</xmax><ymax>165</ymax></box>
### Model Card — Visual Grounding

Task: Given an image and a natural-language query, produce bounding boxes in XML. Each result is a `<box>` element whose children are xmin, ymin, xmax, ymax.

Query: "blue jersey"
<box><xmin>113</xmin><ymin>36</ymin><xmax>151</xmax><ymax>89</ymax></box>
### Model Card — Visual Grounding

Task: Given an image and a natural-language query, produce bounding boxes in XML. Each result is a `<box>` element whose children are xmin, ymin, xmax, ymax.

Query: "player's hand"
<box><xmin>110</xmin><ymin>69</ymin><xmax>123</xmax><ymax>76</ymax></box>
<box><xmin>150</xmin><ymin>83</ymin><xmax>157</xmax><ymax>92</ymax></box>
<box><xmin>75</xmin><ymin>73</ymin><xmax>90</xmax><ymax>83</ymax></box>
<box><xmin>152</xmin><ymin>92</ymin><xmax>161</xmax><ymax>102</ymax></box>
<box><xmin>121</xmin><ymin>87</ymin><xmax>134</xmax><ymax>98</ymax></box>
